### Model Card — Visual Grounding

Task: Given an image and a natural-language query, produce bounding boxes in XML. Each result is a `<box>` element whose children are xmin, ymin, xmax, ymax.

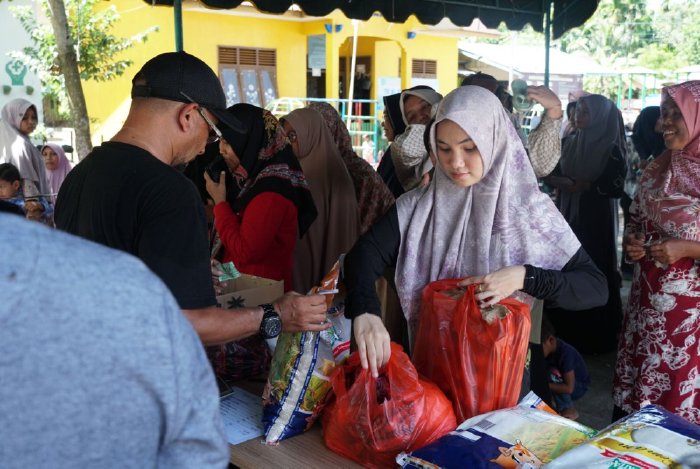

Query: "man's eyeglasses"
<box><xmin>180</xmin><ymin>91</ymin><xmax>222</xmax><ymax>144</ymax></box>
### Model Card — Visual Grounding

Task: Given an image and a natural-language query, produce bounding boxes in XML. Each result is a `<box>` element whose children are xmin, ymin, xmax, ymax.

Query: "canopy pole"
<box><xmin>346</xmin><ymin>20</ymin><xmax>359</xmax><ymax>129</ymax></box>
<box><xmin>544</xmin><ymin>0</ymin><xmax>552</xmax><ymax>87</ymax></box>
<box><xmin>174</xmin><ymin>0</ymin><xmax>183</xmax><ymax>52</ymax></box>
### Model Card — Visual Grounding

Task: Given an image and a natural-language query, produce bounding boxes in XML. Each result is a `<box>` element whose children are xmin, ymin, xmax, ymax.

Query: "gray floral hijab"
<box><xmin>395</xmin><ymin>86</ymin><xmax>580</xmax><ymax>331</ymax></box>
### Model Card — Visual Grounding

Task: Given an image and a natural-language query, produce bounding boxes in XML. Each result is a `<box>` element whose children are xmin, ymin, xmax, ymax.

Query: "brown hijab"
<box><xmin>308</xmin><ymin>102</ymin><xmax>394</xmax><ymax>234</ymax></box>
<box><xmin>284</xmin><ymin>108</ymin><xmax>360</xmax><ymax>293</ymax></box>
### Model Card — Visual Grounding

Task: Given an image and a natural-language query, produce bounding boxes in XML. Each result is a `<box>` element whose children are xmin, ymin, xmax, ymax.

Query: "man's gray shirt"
<box><xmin>0</xmin><ymin>214</ymin><xmax>228</xmax><ymax>468</ymax></box>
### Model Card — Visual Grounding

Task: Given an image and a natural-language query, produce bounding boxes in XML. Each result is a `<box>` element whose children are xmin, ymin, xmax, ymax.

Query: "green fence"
<box><xmin>265</xmin><ymin>97</ymin><xmax>386</xmax><ymax>164</ymax></box>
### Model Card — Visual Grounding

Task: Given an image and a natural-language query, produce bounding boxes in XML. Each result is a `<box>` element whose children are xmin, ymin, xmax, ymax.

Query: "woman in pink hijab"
<box><xmin>614</xmin><ymin>81</ymin><xmax>700</xmax><ymax>424</ymax></box>
<box><xmin>41</xmin><ymin>143</ymin><xmax>72</xmax><ymax>204</ymax></box>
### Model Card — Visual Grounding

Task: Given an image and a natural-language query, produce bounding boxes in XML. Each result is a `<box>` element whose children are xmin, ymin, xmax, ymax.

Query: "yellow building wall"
<box><xmin>83</xmin><ymin>1</ymin><xmax>459</xmax><ymax>144</ymax></box>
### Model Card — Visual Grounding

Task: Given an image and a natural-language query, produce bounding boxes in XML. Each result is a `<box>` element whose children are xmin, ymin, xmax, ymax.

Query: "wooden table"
<box><xmin>226</xmin><ymin>379</ymin><xmax>362</xmax><ymax>468</ymax></box>
<box><xmin>229</xmin><ymin>424</ymin><xmax>362</xmax><ymax>468</ymax></box>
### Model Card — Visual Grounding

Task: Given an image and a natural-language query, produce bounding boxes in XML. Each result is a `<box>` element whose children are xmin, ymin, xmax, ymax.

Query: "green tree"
<box><xmin>9</xmin><ymin>0</ymin><xmax>157</xmax><ymax>158</ymax></box>
<box><xmin>557</xmin><ymin>0</ymin><xmax>654</xmax><ymax>99</ymax></box>
<box><xmin>559</xmin><ymin>0</ymin><xmax>654</xmax><ymax>65</ymax></box>
<box><xmin>652</xmin><ymin>0</ymin><xmax>700</xmax><ymax>66</ymax></box>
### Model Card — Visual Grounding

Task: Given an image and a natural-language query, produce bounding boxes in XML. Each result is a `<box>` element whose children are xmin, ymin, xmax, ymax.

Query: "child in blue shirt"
<box><xmin>542</xmin><ymin>318</ymin><xmax>590</xmax><ymax>420</ymax></box>
<box><xmin>0</xmin><ymin>163</ymin><xmax>52</xmax><ymax>222</ymax></box>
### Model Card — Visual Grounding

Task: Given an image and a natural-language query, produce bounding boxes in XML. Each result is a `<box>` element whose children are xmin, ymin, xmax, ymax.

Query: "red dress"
<box><xmin>213</xmin><ymin>192</ymin><xmax>298</xmax><ymax>292</ymax></box>
<box><xmin>613</xmin><ymin>151</ymin><xmax>700</xmax><ymax>423</ymax></box>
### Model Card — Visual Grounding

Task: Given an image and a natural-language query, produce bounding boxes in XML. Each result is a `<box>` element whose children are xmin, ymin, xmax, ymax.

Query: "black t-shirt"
<box><xmin>55</xmin><ymin>142</ymin><xmax>216</xmax><ymax>309</ymax></box>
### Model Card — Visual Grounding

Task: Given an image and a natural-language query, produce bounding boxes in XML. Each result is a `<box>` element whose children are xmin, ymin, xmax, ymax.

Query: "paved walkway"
<box><xmin>573</xmin><ymin>279</ymin><xmax>631</xmax><ymax>431</ymax></box>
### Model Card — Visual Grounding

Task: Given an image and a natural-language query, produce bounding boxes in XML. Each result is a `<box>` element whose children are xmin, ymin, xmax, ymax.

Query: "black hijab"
<box><xmin>382</xmin><ymin>93</ymin><xmax>407</xmax><ymax>137</ymax></box>
<box><xmin>219</xmin><ymin>104</ymin><xmax>317</xmax><ymax>237</ymax></box>
<box><xmin>632</xmin><ymin>106</ymin><xmax>665</xmax><ymax>160</ymax></box>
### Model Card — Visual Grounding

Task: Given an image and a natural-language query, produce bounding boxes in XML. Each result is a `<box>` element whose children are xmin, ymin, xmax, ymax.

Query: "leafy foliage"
<box><xmin>9</xmin><ymin>0</ymin><xmax>157</xmax><ymax>120</ymax></box>
<box><xmin>653</xmin><ymin>0</ymin><xmax>700</xmax><ymax>66</ymax></box>
<box><xmin>559</xmin><ymin>0</ymin><xmax>654</xmax><ymax>67</ymax></box>
<box><xmin>473</xmin><ymin>0</ymin><xmax>700</xmax><ymax>99</ymax></box>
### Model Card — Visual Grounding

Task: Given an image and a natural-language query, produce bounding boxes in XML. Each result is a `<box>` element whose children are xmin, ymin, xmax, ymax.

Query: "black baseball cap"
<box><xmin>131</xmin><ymin>51</ymin><xmax>245</xmax><ymax>133</ymax></box>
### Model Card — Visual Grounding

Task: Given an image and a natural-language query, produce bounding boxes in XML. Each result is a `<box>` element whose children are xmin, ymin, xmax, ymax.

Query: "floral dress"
<box><xmin>613</xmin><ymin>152</ymin><xmax>700</xmax><ymax>423</ymax></box>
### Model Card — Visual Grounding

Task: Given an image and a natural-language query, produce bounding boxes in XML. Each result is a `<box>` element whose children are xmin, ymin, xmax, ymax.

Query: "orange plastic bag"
<box><xmin>412</xmin><ymin>279</ymin><xmax>531</xmax><ymax>423</ymax></box>
<box><xmin>322</xmin><ymin>342</ymin><xmax>456</xmax><ymax>468</ymax></box>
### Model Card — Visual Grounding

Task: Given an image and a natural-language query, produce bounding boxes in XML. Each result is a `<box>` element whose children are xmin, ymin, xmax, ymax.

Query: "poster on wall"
<box><xmin>307</xmin><ymin>35</ymin><xmax>326</xmax><ymax>70</ymax></box>
<box><xmin>376</xmin><ymin>77</ymin><xmax>401</xmax><ymax>110</ymax></box>
<box><xmin>0</xmin><ymin>0</ymin><xmax>43</xmax><ymax>117</ymax></box>
<box><xmin>411</xmin><ymin>77</ymin><xmax>440</xmax><ymax>91</ymax></box>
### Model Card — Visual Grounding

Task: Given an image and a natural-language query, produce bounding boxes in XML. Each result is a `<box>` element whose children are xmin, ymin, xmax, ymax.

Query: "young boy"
<box><xmin>0</xmin><ymin>163</ymin><xmax>51</xmax><ymax>222</ymax></box>
<box><xmin>542</xmin><ymin>318</ymin><xmax>590</xmax><ymax>420</ymax></box>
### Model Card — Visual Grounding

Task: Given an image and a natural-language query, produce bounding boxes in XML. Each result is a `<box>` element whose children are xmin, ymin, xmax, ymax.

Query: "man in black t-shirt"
<box><xmin>55</xmin><ymin>52</ymin><xmax>329</xmax><ymax>344</ymax></box>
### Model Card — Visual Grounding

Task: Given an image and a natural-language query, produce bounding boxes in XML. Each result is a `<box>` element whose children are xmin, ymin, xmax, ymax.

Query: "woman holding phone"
<box><xmin>204</xmin><ymin>104</ymin><xmax>316</xmax><ymax>292</ymax></box>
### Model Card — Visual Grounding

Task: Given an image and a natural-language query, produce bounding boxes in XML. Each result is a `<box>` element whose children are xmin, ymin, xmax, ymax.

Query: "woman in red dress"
<box><xmin>204</xmin><ymin>104</ymin><xmax>316</xmax><ymax>292</ymax></box>
<box><xmin>614</xmin><ymin>81</ymin><xmax>700</xmax><ymax>423</ymax></box>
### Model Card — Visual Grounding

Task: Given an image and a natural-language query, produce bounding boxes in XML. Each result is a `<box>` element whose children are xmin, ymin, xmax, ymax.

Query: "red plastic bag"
<box><xmin>412</xmin><ymin>279</ymin><xmax>531</xmax><ymax>423</ymax></box>
<box><xmin>322</xmin><ymin>342</ymin><xmax>456</xmax><ymax>468</ymax></box>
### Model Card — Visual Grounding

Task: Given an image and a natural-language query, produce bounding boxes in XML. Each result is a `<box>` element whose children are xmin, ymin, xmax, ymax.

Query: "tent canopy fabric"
<box><xmin>145</xmin><ymin>0</ymin><xmax>599</xmax><ymax>38</ymax></box>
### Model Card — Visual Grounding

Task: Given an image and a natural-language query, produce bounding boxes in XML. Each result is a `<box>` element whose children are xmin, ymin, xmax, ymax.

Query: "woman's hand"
<box><xmin>210</xmin><ymin>259</ymin><xmax>227</xmax><ymax>295</ymax></box>
<box><xmin>204</xmin><ymin>171</ymin><xmax>227</xmax><ymax>205</ymax></box>
<box><xmin>24</xmin><ymin>200</ymin><xmax>44</xmax><ymax>220</ymax></box>
<box><xmin>648</xmin><ymin>239</ymin><xmax>693</xmax><ymax>266</ymax></box>
<box><xmin>527</xmin><ymin>86</ymin><xmax>562</xmax><ymax>120</ymax></box>
<box><xmin>623</xmin><ymin>232</ymin><xmax>646</xmax><ymax>262</ymax></box>
<box><xmin>353</xmin><ymin>313</ymin><xmax>391</xmax><ymax>378</ymax></box>
<box><xmin>459</xmin><ymin>266</ymin><xmax>526</xmax><ymax>309</ymax></box>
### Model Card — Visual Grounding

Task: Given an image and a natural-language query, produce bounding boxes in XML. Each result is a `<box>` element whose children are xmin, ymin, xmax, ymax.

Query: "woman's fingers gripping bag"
<box><xmin>412</xmin><ymin>279</ymin><xmax>531</xmax><ymax>423</ymax></box>
<box><xmin>322</xmin><ymin>342</ymin><xmax>457</xmax><ymax>468</ymax></box>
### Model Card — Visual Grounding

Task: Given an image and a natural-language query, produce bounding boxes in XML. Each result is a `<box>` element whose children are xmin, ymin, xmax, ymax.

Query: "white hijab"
<box><xmin>395</xmin><ymin>86</ymin><xmax>581</xmax><ymax>333</ymax></box>
<box><xmin>0</xmin><ymin>99</ymin><xmax>48</xmax><ymax>195</ymax></box>
<box><xmin>399</xmin><ymin>86</ymin><xmax>443</xmax><ymax>125</ymax></box>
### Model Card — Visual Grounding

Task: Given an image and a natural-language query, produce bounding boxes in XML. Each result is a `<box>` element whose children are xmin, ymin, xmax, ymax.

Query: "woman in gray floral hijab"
<box><xmin>343</xmin><ymin>85</ymin><xmax>607</xmax><ymax>378</ymax></box>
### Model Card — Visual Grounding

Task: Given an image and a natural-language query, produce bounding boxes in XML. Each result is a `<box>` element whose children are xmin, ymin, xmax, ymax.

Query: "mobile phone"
<box><xmin>205</xmin><ymin>156</ymin><xmax>228</xmax><ymax>183</ymax></box>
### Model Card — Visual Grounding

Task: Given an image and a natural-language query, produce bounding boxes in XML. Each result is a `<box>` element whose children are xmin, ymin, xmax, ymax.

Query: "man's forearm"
<box><xmin>183</xmin><ymin>305</ymin><xmax>262</xmax><ymax>345</ymax></box>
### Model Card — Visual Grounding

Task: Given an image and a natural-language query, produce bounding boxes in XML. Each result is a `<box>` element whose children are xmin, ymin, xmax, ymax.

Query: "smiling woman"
<box><xmin>659</xmin><ymin>94</ymin><xmax>690</xmax><ymax>150</ymax></box>
<box><xmin>614</xmin><ymin>80</ymin><xmax>700</xmax><ymax>425</ymax></box>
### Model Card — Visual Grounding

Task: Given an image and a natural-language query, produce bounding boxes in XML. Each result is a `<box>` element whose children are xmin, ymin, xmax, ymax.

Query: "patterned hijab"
<box><xmin>219</xmin><ymin>104</ymin><xmax>317</xmax><ymax>237</ymax></box>
<box><xmin>283</xmin><ymin>108</ymin><xmax>360</xmax><ymax>293</ymax></box>
<box><xmin>308</xmin><ymin>102</ymin><xmax>394</xmax><ymax>234</ymax></box>
<box><xmin>0</xmin><ymin>99</ymin><xmax>48</xmax><ymax>195</ymax></box>
<box><xmin>636</xmin><ymin>81</ymin><xmax>700</xmax><ymax>242</ymax></box>
<box><xmin>41</xmin><ymin>143</ymin><xmax>72</xmax><ymax>204</ymax></box>
<box><xmin>395</xmin><ymin>86</ymin><xmax>580</xmax><ymax>330</ymax></box>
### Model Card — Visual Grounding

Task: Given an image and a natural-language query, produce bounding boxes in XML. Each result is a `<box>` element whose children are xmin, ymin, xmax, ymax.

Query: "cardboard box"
<box><xmin>216</xmin><ymin>274</ymin><xmax>284</xmax><ymax>309</ymax></box>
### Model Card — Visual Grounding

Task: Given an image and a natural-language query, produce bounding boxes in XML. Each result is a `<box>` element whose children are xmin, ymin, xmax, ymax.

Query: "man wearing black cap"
<box><xmin>55</xmin><ymin>52</ymin><xmax>329</xmax><ymax>345</ymax></box>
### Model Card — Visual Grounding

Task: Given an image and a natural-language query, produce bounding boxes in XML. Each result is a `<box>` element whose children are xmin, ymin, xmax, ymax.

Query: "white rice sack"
<box><xmin>547</xmin><ymin>405</ymin><xmax>700</xmax><ymax>468</ymax></box>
